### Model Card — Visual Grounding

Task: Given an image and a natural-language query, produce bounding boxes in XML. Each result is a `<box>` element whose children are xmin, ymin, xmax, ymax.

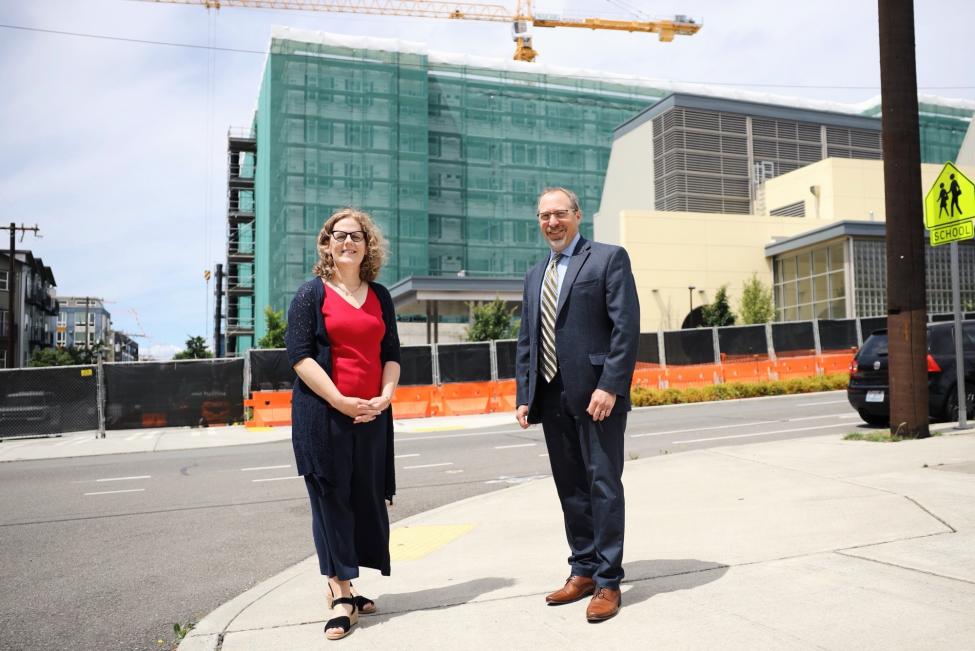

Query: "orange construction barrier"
<box><xmin>721</xmin><ymin>360</ymin><xmax>775</xmax><ymax>384</ymax></box>
<box><xmin>392</xmin><ymin>385</ymin><xmax>435</xmax><ymax>419</ymax></box>
<box><xmin>818</xmin><ymin>352</ymin><xmax>855</xmax><ymax>375</ymax></box>
<box><xmin>438</xmin><ymin>381</ymin><xmax>494</xmax><ymax>416</ymax></box>
<box><xmin>245</xmin><ymin>390</ymin><xmax>292</xmax><ymax>428</ymax></box>
<box><xmin>489</xmin><ymin>379</ymin><xmax>518</xmax><ymax>412</ymax></box>
<box><xmin>666</xmin><ymin>364</ymin><xmax>721</xmax><ymax>388</ymax></box>
<box><xmin>632</xmin><ymin>367</ymin><xmax>667</xmax><ymax>389</ymax></box>
<box><xmin>772</xmin><ymin>356</ymin><xmax>819</xmax><ymax>379</ymax></box>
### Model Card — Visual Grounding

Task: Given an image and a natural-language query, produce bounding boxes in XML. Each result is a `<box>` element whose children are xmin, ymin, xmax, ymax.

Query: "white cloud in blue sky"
<box><xmin>1</xmin><ymin>0</ymin><xmax>972</xmax><ymax>358</ymax></box>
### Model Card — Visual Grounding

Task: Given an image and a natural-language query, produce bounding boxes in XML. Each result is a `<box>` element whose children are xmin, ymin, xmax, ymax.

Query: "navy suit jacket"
<box><xmin>515</xmin><ymin>237</ymin><xmax>640</xmax><ymax>424</ymax></box>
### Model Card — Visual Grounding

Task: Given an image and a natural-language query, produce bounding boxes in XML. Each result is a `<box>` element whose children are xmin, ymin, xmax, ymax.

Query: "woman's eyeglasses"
<box><xmin>329</xmin><ymin>230</ymin><xmax>366</xmax><ymax>243</ymax></box>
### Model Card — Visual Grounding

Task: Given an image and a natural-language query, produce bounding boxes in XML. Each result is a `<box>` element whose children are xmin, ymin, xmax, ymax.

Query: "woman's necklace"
<box><xmin>333</xmin><ymin>278</ymin><xmax>362</xmax><ymax>297</ymax></box>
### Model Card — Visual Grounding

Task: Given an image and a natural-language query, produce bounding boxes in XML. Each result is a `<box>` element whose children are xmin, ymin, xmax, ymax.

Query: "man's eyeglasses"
<box><xmin>329</xmin><ymin>230</ymin><xmax>366</xmax><ymax>243</ymax></box>
<box><xmin>537</xmin><ymin>209</ymin><xmax>575</xmax><ymax>221</ymax></box>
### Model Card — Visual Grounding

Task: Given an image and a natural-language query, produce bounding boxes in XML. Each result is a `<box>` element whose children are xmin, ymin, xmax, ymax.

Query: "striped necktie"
<box><xmin>540</xmin><ymin>253</ymin><xmax>562</xmax><ymax>382</ymax></box>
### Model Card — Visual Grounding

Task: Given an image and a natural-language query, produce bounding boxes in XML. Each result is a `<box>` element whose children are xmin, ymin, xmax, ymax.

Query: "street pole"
<box><xmin>950</xmin><ymin>242</ymin><xmax>967</xmax><ymax>428</ymax></box>
<box><xmin>2</xmin><ymin>222</ymin><xmax>41</xmax><ymax>368</ymax></box>
<box><xmin>878</xmin><ymin>0</ymin><xmax>929</xmax><ymax>438</ymax></box>
<box><xmin>213</xmin><ymin>264</ymin><xmax>224</xmax><ymax>357</ymax></box>
<box><xmin>7</xmin><ymin>222</ymin><xmax>13</xmax><ymax>368</ymax></box>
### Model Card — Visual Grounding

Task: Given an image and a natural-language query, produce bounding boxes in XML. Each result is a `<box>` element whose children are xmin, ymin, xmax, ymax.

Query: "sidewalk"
<box><xmin>178</xmin><ymin>427</ymin><xmax>975</xmax><ymax>651</ymax></box>
<box><xmin>0</xmin><ymin>412</ymin><xmax>514</xmax><ymax>463</ymax></box>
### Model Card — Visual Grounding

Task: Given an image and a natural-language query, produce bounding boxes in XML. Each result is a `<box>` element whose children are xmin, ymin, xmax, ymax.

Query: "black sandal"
<box><xmin>324</xmin><ymin>597</ymin><xmax>358</xmax><ymax>641</ymax></box>
<box><xmin>328</xmin><ymin>582</ymin><xmax>377</xmax><ymax>615</ymax></box>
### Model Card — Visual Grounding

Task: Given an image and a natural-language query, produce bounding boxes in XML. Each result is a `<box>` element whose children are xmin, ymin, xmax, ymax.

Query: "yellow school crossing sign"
<box><xmin>924</xmin><ymin>162</ymin><xmax>975</xmax><ymax>246</ymax></box>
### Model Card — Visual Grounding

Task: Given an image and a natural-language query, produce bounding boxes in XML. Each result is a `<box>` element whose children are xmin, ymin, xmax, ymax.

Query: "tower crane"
<box><xmin>137</xmin><ymin>0</ymin><xmax>701</xmax><ymax>61</ymax></box>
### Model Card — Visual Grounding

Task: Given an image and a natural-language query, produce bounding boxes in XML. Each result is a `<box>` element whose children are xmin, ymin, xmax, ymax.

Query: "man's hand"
<box><xmin>586</xmin><ymin>389</ymin><xmax>617</xmax><ymax>422</ymax></box>
<box><xmin>516</xmin><ymin>404</ymin><xmax>530</xmax><ymax>429</ymax></box>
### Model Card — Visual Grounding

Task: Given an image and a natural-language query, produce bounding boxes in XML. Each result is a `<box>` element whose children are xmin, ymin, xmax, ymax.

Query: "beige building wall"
<box><xmin>603</xmin><ymin>159</ymin><xmax>975</xmax><ymax>332</ymax></box>
<box><xmin>595</xmin><ymin>118</ymin><xmax>654</xmax><ymax>245</ymax></box>
<box><xmin>618</xmin><ymin>210</ymin><xmax>811</xmax><ymax>331</ymax></box>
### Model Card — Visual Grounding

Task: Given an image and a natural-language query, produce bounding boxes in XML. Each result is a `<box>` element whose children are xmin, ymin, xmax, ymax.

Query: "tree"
<box><xmin>173</xmin><ymin>336</ymin><xmax>214</xmax><ymax>360</ymax></box>
<box><xmin>738</xmin><ymin>274</ymin><xmax>775</xmax><ymax>324</ymax></box>
<box><xmin>29</xmin><ymin>347</ymin><xmax>81</xmax><ymax>367</ymax></box>
<box><xmin>466</xmin><ymin>298</ymin><xmax>518</xmax><ymax>341</ymax></box>
<box><xmin>257</xmin><ymin>306</ymin><xmax>286</xmax><ymax>348</ymax></box>
<box><xmin>701</xmin><ymin>285</ymin><xmax>736</xmax><ymax>327</ymax></box>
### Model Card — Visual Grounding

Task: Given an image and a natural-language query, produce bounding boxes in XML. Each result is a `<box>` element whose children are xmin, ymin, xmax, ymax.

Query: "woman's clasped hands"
<box><xmin>336</xmin><ymin>395</ymin><xmax>391</xmax><ymax>423</ymax></box>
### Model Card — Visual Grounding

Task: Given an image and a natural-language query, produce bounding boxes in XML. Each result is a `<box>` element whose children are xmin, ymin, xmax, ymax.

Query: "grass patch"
<box><xmin>844</xmin><ymin>430</ymin><xmax>943</xmax><ymax>442</ymax></box>
<box><xmin>631</xmin><ymin>373</ymin><xmax>849</xmax><ymax>407</ymax></box>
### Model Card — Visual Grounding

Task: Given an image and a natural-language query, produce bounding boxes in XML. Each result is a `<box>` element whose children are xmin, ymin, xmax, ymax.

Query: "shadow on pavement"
<box><xmin>370</xmin><ymin>576</ymin><xmax>518</xmax><ymax>620</ymax></box>
<box><xmin>622</xmin><ymin>558</ymin><xmax>729</xmax><ymax>607</ymax></box>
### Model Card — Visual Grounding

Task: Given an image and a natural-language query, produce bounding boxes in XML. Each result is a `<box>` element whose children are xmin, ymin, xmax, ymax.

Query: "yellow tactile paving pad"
<box><xmin>389</xmin><ymin>524</ymin><xmax>475</xmax><ymax>561</ymax></box>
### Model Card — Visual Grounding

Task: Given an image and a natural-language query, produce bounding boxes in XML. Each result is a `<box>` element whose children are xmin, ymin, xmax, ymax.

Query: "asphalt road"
<box><xmin>0</xmin><ymin>390</ymin><xmax>861</xmax><ymax>650</ymax></box>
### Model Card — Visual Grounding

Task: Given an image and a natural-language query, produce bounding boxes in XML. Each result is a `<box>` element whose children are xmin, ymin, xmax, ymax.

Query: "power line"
<box><xmin>3</xmin><ymin>22</ymin><xmax>973</xmax><ymax>92</ymax></box>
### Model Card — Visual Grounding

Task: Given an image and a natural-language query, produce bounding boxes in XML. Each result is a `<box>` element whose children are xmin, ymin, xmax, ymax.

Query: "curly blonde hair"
<box><xmin>312</xmin><ymin>207</ymin><xmax>387</xmax><ymax>282</ymax></box>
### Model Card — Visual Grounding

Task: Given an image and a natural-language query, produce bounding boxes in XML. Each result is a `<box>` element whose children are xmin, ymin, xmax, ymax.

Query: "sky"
<box><xmin>1</xmin><ymin>0</ymin><xmax>973</xmax><ymax>359</ymax></box>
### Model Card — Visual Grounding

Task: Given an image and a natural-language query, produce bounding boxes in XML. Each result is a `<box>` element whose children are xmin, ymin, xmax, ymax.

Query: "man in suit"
<box><xmin>516</xmin><ymin>187</ymin><xmax>639</xmax><ymax>622</ymax></box>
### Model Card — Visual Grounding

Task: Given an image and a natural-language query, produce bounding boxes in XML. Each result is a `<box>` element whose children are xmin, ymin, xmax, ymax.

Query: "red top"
<box><xmin>323</xmin><ymin>286</ymin><xmax>386</xmax><ymax>399</ymax></box>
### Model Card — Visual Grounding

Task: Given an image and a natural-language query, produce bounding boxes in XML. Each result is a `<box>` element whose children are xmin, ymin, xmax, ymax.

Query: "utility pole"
<box><xmin>878</xmin><ymin>0</ymin><xmax>928</xmax><ymax>438</ymax></box>
<box><xmin>1</xmin><ymin>222</ymin><xmax>41</xmax><ymax>368</ymax></box>
<box><xmin>213</xmin><ymin>263</ymin><xmax>224</xmax><ymax>357</ymax></box>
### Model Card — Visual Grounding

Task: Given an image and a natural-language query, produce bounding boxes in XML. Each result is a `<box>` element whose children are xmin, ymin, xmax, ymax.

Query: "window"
<box><xmin>56</xmin><ymin>331</ymin><xmax>66</xmax><ymax>346</ymax></box>
<box><xmin>0</xmin><ymin>270</ymin><xmax>7</xmax><ymax>291</ymax></box>
<box><xmin>58</xmin><ymin>312</ymin><xmax>66</xmax><ymax>325</ymax></box>
<box><xmin>0</xmin><ymin>310</ymin><xmax>6</xmax><ymax>337</ymax></box>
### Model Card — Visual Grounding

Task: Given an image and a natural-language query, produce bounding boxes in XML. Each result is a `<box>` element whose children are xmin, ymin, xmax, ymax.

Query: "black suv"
<box><xmin>848</xmin><ymin>321</ymin><xmax>975</xmax><ymax>426</ymax></box>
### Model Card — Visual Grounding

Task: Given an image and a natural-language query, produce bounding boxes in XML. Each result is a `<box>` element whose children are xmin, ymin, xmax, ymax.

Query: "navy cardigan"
<box><xmin>285</xmin><ymin>278</ymin><xmax>401</xmax><ymax>500</ymax></box>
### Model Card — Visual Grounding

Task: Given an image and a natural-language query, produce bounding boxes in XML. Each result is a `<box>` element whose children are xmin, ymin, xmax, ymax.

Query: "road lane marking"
<box><xmin>403</xmin><ymin>462</ymin><xmax>454</xmax><ymax>470</ymax></box>
<box><xmin>241</xmin><ymin>465</ymin><xmax>291</xmax><ymax>472</ymax></box>
<box><xmin>96</xmin><ymin>475</ymin><xmax>151</xmax><ymax>483</ymax></box>
<box><xmin>398</xmin><ymin>431</ymin><xmax>518</xmax><ymax>443</ymax></box>
<box><xmin>786</xmin><ymin>413</ymin><xmax>857</xmax><ymax>422</ymax></box>
<box><xmin>539</xmin><ymin>453</ymin><xmax>549</xmax><ymax>457</ymax></box>
<box><xmin>631</xmin><ymin>420</ymin><xmax>779</xmax><ymax>438</ymax></box>
<box><xmin>84</xmin><ymin>488</ymin><xmax>146</xmax><ymax>496</ymax></box>
<box><xmin>795</xmin><ymin>399</ymin><xmax>849</xmax><ymax>406</ymax></box>
<box><xmin>251</xmin><ymin>476</ymin><xmax>302</xmax><ymax>483</ymax></box>
<box><xmin>494</xmin><ymin>443</ymin><xmax>537</xmax><ymax>449</ymax></box>
<box><xmin>675</xmin><ymin>422</ymin><xmax>852</xmax><ymax>444</ymax></box>
<box><xmin>395</xmin><ymin>453</ymin><xmax>420</xmax><ymax>459</ymax></box>
<box><xmin>445</xmin><ymin>469</ymin><xmax>465</xmax><ymax>474</ymax></box>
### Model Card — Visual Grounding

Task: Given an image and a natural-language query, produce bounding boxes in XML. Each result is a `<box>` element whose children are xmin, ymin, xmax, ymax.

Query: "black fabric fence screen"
<box><xmin>859</xmin><ymin>317</ymin><xmax>887</xmax><ymax>338</ymax></box>
<box><xmin>0</xmin><ymin>366</ymin><xmax>98</xmax><ymax>437</ymax></box>
<box><xmin>249</xmin><ymin>349</ymin><xmax>295</xmax><ymax>392</ymax></box>
<box><xmin>104</xmin><ymin>359</ymin><xmax>244</xmax><ymax>430</ymax></box>
<box><xmin>399</xmin><ymin>346</ymin><xmax>433</xmax><ymax>386</ymax></box>
<box><xmin>437</xmin><ymin>343</ymin><xmax>491</xmax><ymax>383</ymax></box>
<box><xmin>637</xmin><ymin>333</ymin><xmax>661</xmax><ymax>365</ymax></box>
<box><xmin>717</xmin><ymin>325</ymin><xmax>768</xmax><ymax>360</ymax></box>
<box><xmin>771</xmin><ymin>322</ymin><xmax>815</xmax><ymax>357</ymax></box>
<box><xmin>663</xmin><ymin>330</ymin><xmax>715</xmax><ymax>365</ymax></box>
<box><xmin>818</xmin><ymin>319</ymin><xmax>858</xmax><ymax>352</ymax></box>
<box><xmin>496</xmin><ymin>340</ymin><xmax>517</xmax><ymax>379</ymax></box>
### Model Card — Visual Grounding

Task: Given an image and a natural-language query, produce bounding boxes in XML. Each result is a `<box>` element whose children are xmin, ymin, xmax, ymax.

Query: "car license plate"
<box><xmin>866</xmin><ymin>390</ymin><xmax>885</xmax><ymax>403</ymax></box>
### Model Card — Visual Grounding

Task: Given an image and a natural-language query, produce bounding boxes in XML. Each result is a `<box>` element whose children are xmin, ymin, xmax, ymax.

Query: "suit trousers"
<box><xmin>539</xmin><ymin>372</ymin><xmax>626</xmax><ymax>589</ymax></box>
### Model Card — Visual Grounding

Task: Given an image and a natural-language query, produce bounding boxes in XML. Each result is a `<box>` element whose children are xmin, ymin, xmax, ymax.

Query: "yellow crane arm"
<box><xmin>532</xmin><ymin>16</ymin><xmax>701</xmax><ymax>42</ymax></box>
<box><xmin>139</xmin><ymin>0</ymin><xmax>513</xmax><ymax>21</ymax></box>
<box><xmin>135</xmin><ymin>0</ymin><xmax>701</xmax><ymax>59</ymax></box>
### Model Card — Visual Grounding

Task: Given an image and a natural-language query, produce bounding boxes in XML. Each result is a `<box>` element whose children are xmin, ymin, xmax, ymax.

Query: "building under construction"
<box><xmin>224</xmin><ymin>28</ymin><xmax>974</xmax><ymax>354</ymax></box>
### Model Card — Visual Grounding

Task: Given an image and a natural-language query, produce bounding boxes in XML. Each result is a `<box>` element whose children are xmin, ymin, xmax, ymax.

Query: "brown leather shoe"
<box><xmin>586</xmin><ymin>587</ymin><xmax>621</xmax><ymax>622</ymax></box>
<box><xmin>545</xmin><ymin>575</ymin><xmax>595</xmax><ymax>605</ymax></box>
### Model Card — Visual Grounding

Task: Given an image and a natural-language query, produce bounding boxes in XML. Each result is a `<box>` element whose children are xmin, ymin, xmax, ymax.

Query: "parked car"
<box><xmin>848</xmin><ymin>321</ymin><xmax>975</xmax><ymax>426</ymax></box>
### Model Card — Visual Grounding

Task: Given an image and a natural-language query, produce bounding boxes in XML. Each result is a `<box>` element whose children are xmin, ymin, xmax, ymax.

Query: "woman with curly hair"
<box><xmin>285</xmin><ymin>207</ymin><xmax>401</xmax><ymax>641</ymax></box>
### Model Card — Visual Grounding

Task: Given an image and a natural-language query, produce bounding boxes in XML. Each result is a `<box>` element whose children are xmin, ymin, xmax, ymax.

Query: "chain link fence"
<box><xmin>0</xmin><ymin>365</ymin><xmax>99</xmax><ymax>438</ymax></box>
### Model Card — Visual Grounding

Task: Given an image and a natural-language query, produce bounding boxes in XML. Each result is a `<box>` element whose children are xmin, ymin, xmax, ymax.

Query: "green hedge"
<box><xmin>631</xmin><ymin>373</ymin><xmax>849</xmax><ymax>407</ymax></box>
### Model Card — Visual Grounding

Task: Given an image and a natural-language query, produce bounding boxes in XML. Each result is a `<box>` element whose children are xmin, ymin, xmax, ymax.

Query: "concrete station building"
<box><xmin>225</xmin><ymin>27</ymin><xmax>975</xmax><ymax>351</ymax></box>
